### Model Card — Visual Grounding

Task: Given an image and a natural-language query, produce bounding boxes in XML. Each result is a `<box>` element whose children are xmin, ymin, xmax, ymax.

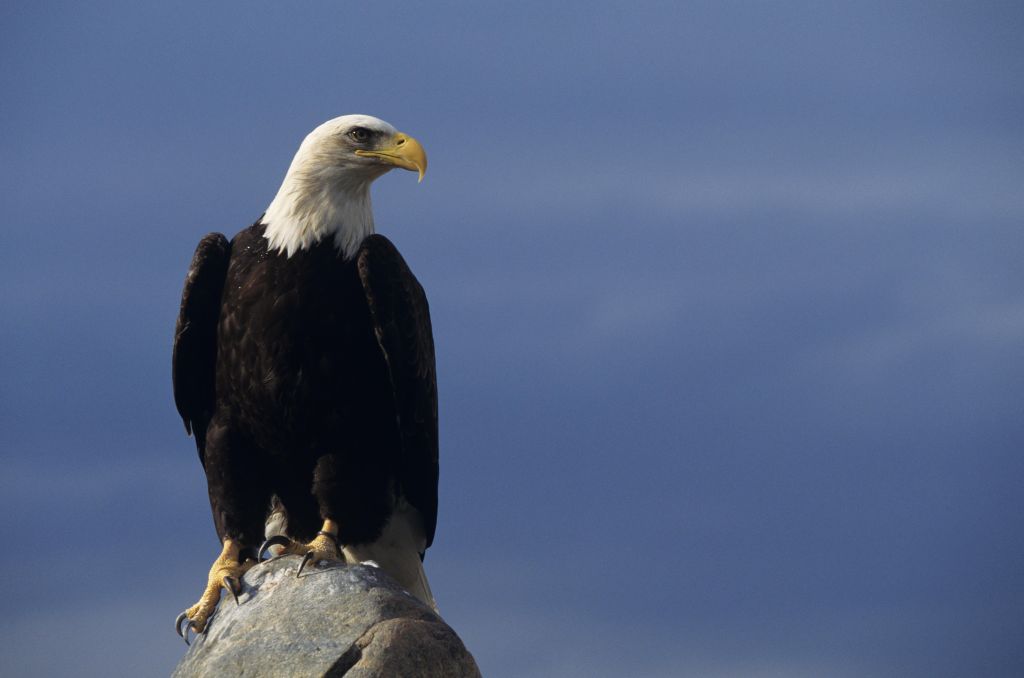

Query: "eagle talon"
<box><xmin>175</xmin><ymin>612</ymin><xmax>198</xmax><ymax>646</ymax></box>
<box><xmin>223</xmin><ymin>576</ymin><xmax>241</xmax><ymax>605</ymax></box>
<box><xmin>175</xmin><ymin>611</ymin><xmax>188</xmax><ymax>638</ymax></box>
<box><xmin>297</xmin><ymin>551</ymin><xmax>315</xmax><ymax>578</ymax></box>
<box><xmin>258</xmin><ymin>526</ymin><xmax>343</xmax><ymax>578</ymax></box>
<box><xmin>258</xmin><ymin>535</ymin><xmax>291</xmax><ymax>561</ymax></box>
<box><xmin>175</xmin><ymin>539</ymin><xmax>253</xmax><ymax>642</ymax></box>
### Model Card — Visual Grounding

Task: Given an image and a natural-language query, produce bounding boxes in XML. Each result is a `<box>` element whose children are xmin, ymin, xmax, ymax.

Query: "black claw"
<box><xmin>175</xmin><ymin>612</ymin><xmax>197</xmax><ymax>645</ymax></box>
<box><xmin>175</xmin><ymin>611</ymin><xmax>188</xmax><ymax>638</ymax></box>
<box><xmin>258</xmin><ymin>535</ymin><xmax>291</xmax><ymax>561</ymax></box>
<box><xmin>223</xmin><ymin>576</ymin><xmax>241</xmax><ymax>606</ymax></box>
<box><xmin>297</xmin><ymin>551</ymin><xmax>315</xmax><ymax>578</ymax></box>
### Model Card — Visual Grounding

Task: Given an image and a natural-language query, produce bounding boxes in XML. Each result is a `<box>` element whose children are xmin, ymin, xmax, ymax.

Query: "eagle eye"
<box><xmin>348</xmin><ymin>127</ymin><xmax>371</xmax><ymax>143</ymax></box>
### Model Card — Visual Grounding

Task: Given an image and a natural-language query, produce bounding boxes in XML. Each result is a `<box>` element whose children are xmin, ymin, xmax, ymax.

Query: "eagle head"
<box><xmin>262</xmin><ymin>114</ymin><xmax>428</xmax><ymax>259</ymax></box>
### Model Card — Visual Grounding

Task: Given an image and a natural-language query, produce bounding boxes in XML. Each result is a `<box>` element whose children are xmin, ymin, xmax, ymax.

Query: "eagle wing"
<box><xmin>172</xmin><ymin>233</ymin><xmax>231</xmax><ymax>466</ymax></box>
<box><xmin>357</xmin><ymin>234</ymin><xmax>439</xmax><ymax>550</ymax></box>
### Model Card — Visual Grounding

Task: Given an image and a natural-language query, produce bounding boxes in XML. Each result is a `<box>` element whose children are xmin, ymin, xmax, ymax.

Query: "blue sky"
<box><xmin>1</xmin><ymin>2</ymin><xmax>1022</xmax><ymax>676</ymax></box>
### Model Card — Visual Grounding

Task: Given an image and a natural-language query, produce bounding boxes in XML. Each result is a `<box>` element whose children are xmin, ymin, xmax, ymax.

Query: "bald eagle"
<box><xmin>172</xmin><ymin>115</ymin><xmax>437</xmax><ymax>641</ymax></box>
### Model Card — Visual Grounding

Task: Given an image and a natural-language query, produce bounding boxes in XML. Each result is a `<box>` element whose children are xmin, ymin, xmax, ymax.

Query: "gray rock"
<box><xmin>173</xmin><ymin>556</ymin><xmax>480</xmax><ymax>678</ymax></box>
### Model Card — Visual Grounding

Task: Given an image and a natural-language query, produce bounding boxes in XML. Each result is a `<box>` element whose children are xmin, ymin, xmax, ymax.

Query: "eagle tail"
<box><xmin>343</xmin><ymin>501</ymin><xmax>439</xmax><ymax>613</ymax></box>
<box><xmin>408</xmin><ymin>555</ymin><xmax>438</xmax><ymax>613</ymax></box>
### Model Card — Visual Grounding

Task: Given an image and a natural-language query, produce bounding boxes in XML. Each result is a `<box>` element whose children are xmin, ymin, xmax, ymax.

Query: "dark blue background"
<box><xmin>2</xmin><ymin>2</ymin><xmax>1022</xmax><ymax>675</ymax></box>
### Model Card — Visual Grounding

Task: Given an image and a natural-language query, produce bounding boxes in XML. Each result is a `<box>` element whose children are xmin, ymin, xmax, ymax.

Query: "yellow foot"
<box><xmin>175</xmin><ymin>539</ymin><xmax>255</xmax><ymax>644</ymax></box>
<box><xmin>258</xmin><ymin>519</ymin><xmax>345</xmax><ymax>577</ymax></box>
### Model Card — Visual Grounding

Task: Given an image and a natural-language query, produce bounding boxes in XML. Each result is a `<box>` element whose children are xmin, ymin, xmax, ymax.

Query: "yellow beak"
<box><xmin>355</xmin><ymin>132</ymin><xmax>428</xmax><ymax>182</ymax></box>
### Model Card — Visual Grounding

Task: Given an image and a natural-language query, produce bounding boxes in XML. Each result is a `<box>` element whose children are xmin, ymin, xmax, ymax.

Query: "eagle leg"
<box><xmin>256</xmin><ymin>520</ymin><xmax>345</xmax><ymax>577</ymax></box>
<box><xmin>174</xmin><ymin>538</ymin><xmax>255</xmax><ymax>644</ymax></box>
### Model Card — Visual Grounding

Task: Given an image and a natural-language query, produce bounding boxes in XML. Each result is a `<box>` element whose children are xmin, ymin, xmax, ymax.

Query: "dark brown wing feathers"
<box><xmin>172</xmin><ymin>232</ymin><xmax>231</xmax><ymax>466</ymax></box>
<box><xmin>357</xmin><ymin>235</ymin><xmax>440</xmax><ymax>549</ymax></box>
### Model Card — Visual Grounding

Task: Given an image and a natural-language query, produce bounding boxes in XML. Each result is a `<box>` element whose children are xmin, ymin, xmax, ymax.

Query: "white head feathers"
<box><xmin>261</xmin><ymin>115</ymin><xmax>402</xmax><ymax>259</ymax></box>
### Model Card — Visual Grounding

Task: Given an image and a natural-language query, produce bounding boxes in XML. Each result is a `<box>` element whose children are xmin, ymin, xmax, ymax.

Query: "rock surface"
<box><xmin>172</xmin><ymin>556</ymin><xmax>480</xmax><ymax>678</ymax></box>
